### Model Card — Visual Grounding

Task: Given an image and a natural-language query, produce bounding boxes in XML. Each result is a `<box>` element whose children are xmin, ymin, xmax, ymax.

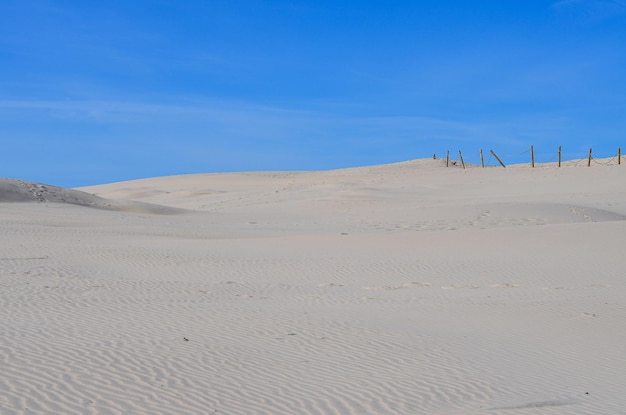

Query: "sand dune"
<box><xmin>0</xmin><ymin>178</ymin><xmax>184</xmax><ymax>214</ymax></box>
<box><xmin>1</xmin><ymin>159</ymin><xmax>625</xmax><ymax>414</ymax></box>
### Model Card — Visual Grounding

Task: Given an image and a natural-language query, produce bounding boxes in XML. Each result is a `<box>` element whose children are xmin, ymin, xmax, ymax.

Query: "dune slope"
<box><xmin>0</xmin><ymin>178</ymin><xmax>184</xmax><ymax>214</ymax></box>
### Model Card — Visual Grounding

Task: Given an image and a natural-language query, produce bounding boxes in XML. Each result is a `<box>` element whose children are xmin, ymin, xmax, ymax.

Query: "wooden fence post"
<box><xmin>619</xmin><ymin>148</ymin><xmax>621</xmax><ymax>165</ymax></box>
<box><xmin>480</xmin><ymin>149</ymin><xmax>485</xmax><ymax>168</ymax></box>
<box><xmin>490</xmin><ymin>149</ymin><xmax>506</xmax><ymax>168</ymax></box>
<box><xmin>531</xmin><ymin>145</ymin><xmax>535</xmax><ymax>168</ymax></box>
<box><xmin>558</xmin><ymin>146</ymin><xmax>562</xmax><ymax>167</ymax></box>
<box><xmin>458</xmin><ymin>150</ymin><xmax>466</xmax><ymax>169</ymax></box>
<box><xmin>587</xmin><ymin>148</ymin><xmax>592</xmax><ymax>167</ymax></box>
<box><xmin>446</xmin><ymin>150</ymin><xmax>450</xmax><ymax>167</ymax></box>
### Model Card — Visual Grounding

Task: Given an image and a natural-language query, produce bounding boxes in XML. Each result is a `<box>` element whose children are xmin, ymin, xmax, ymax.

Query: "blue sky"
<box><xmin>1</xmin><ymin>0</ymin><xmax>625</xmax><ymax>186</ymax></box>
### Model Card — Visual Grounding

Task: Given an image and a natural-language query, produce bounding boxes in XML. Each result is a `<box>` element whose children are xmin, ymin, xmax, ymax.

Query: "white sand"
<box><xmin>1</xmin><ymin>159</ymin><xmax>625</xmax><ymax>414</ymax></box>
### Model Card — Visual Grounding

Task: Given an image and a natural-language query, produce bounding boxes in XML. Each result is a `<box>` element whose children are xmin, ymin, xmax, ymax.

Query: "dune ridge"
<box><xmin>0</xmin><ymin>178</ymin><xmax>184</xmax><ymax>214</ymax></box>
<box><xmin>1</xmin><ymin>159</ymin><xmax>625</xmax><ymax>414</ymax></box>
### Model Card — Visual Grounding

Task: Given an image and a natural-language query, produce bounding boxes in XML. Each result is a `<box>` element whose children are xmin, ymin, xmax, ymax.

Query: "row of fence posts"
<box><xmin>441</xmin><ymin>147</ymin><xmax>622</xmax><ymax>168</ymax></box>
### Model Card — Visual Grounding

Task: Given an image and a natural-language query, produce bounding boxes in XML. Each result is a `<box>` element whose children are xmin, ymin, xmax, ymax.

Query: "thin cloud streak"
<box><xmin>0</xmin><ymin>97</ymin><xmax>539</xmax><ymax>136</ymax></box>
<box><xmin>0</xmin><ymin>97</ymin><xmax>577</xmax><ymax>155</ymax></box>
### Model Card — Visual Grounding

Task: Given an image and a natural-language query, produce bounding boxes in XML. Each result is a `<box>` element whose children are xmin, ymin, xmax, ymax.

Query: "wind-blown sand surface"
<box><xmin>1</xmin><ymin>159</ymin><xmax>625</xmax><ymax>414</ymax></box>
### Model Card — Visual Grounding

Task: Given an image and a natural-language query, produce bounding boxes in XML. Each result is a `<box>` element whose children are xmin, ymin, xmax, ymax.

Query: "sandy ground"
<box><xmin>1</xmin><ymin>159</ymin><xmax>625</xmax><ymax>414</ymax></box>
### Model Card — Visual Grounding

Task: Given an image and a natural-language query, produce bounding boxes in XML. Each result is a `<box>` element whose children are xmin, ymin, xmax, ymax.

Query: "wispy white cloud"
<box><xmin>0</xmin><ymin>96</ymin><xmax>546</xmax><ymax>158</ymax></box>
<box><xmin>552</xmin><ymin>0</ymin><xmax>626</xmax><ymax>19</ymax></box>
<box><xmin>554</xmin><ymin>0</ymin><xmax>626</xmax><ymax>8</ymax></box>
<box><xmin>553</xmin><ymin>0</ymin><xmax>585</xmax><ymax>7</ymax></box>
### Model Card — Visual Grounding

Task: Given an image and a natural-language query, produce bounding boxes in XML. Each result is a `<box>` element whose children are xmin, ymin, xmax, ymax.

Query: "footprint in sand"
<box><xmin>489</xmin><ymin>283</ymin><xmax>520</xmax><ymax>289</ymax></box>
<box><xmin>363</xmin><ymin>282</ymin><xmax>431</xmax><ymax>290</ymax></box>
<box><xmin>441</xmin><ymin>284</ymin><xmax>480</xmax><ymax>290</ymax></box>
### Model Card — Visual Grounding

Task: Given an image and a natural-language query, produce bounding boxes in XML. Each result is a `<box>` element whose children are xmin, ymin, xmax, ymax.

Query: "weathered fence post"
<box><xmin>587</xmin><ymin>148</ymin><xmax>592</xmax><ymax>167</ymax></box>
<box><xmin>480</xmin><ymin>149</ymin><xmax>485</xmax><ymax>168</ymax></box>
<box><xmin>618</xmin><ymin>148</ymin><xmax>621</xmax><ymax>165</ymax></box>
<box><xmin>458</xmin><ymin>150</ymin><xmax>466</xmax><ymax>169</ymax></box>
<box><xmin>490</xmin><ymin>149</ymin><xmax>506</xmax><ymax>168</ymax></box>
<box><xmin>446</xmin><ymin>150</ymin><xmax>450</xmax><ymax>167</ymax></box>
<box><xmin>558</xmin><ymin>146</ymin><xmax>562</xmax><ymax>167</ymax></box>
<box><xmin>531</xmin><ymin>145</ymin><xmax>535</xmax><ymax>168</ymax></box>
